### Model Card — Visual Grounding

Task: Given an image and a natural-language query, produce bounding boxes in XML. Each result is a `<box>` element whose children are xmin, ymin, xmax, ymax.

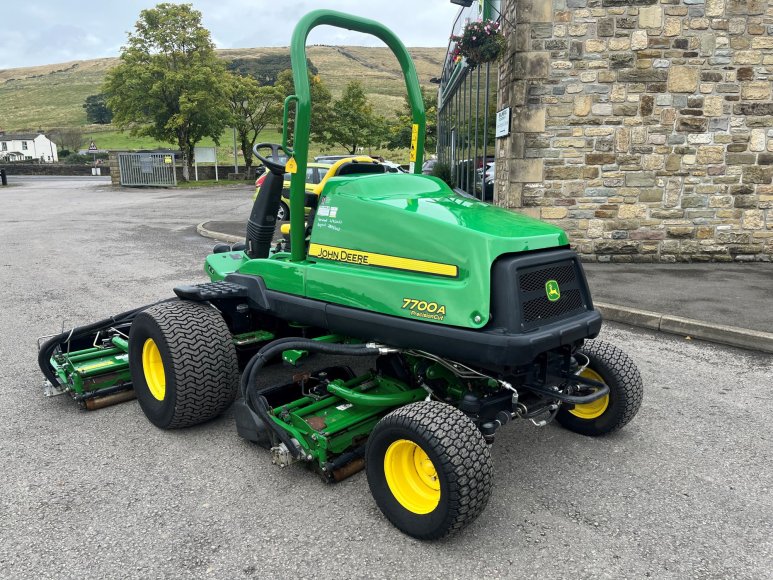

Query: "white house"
<box><xmin>0</xmin><ymin>132</ymin><xmax>58</xmax><ymax>163</ymax></box>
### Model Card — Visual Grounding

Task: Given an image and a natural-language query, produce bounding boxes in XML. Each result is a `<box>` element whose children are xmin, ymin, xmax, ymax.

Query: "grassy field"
<box><xmin>0</xmin><ymin>59</ymin><xmax>112</xmax><ymax>129</ymax></box>
<box><xmin>85</xmin><ymin>126</ymin><xmax>409</xmax><ymax>164</ymax></box>
<box><xmin>0</xmin><ymin>46</ymin><xmax>445</xmax><ymax>131</ymax></box>
<box><xmin>0</xmin><ymin>47</ymin><xmax>444</xmax><ymax>165</ymax></box>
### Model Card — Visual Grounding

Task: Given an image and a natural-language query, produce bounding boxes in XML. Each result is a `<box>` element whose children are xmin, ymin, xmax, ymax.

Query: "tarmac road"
<box><xmin>1</xmin><ymin>178</ymin><xmax>771</xmax><ymax>579</ymax></box>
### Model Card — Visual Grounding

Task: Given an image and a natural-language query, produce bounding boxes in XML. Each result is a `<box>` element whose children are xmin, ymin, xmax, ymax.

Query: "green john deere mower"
<box><xmin>38</xmin><ymin>10</ymin><xmax>643</xmax><ymax>539</ymax></box>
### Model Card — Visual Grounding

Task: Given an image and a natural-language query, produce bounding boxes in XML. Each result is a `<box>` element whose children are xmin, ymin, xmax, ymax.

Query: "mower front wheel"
<box><xmin>366</xmin><ymin>401</ymin><xmax>493</xmax><ymax>540</ymax></box>
<box><xmin>129</xmin><ymin>300</ymin><xmax>239</xmax><ymax>429</ymax></box>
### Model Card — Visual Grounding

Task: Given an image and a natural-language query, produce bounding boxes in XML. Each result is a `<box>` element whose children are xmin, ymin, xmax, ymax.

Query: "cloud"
<box><xmin>0</xmin><ymin>0</ymin><xmax>459</xmax><ymax>69</ymax></box>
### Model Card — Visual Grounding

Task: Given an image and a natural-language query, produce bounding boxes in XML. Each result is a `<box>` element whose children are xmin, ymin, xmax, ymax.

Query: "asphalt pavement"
<box><xmin>1</xmin><ymin>177</ymin><xmax>772</xmax><ymax>579</ymax></box>
<box><xmin>198</xmin><ymin>218</ymin><xmax>773</xmax><ymax>354</ymax></box>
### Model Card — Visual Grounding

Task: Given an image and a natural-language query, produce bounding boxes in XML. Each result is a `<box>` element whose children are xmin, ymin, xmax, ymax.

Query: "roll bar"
<box><xmin>285</xmin><ymin>10</ymin><xmax>427</xmax><ymax>262</ymax></box>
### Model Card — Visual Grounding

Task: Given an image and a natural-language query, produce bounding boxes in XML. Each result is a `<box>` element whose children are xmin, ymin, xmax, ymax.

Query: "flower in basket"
<box><xmin>450</xmin><ymin>19</ymin><xmax>504</xmax><ymax>68</ymax></box>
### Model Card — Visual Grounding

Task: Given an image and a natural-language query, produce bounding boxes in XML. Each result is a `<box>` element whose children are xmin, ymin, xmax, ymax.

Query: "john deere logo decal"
<box><xmin>545</xmin><ymin>280</ymin><xmax>561</xmax><ymax>302</ymax></box>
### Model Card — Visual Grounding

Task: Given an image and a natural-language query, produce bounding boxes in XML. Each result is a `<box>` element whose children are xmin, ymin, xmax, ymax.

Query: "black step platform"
<box><xmin>173</xmin><ymin>281</ymin><xmax>249</xmax><ymax>302</ymax></box>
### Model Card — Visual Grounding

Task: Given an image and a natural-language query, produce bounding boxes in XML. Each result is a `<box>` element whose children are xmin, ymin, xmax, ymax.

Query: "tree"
<box><xmin>103</xmin><ymin>3</ymin><xmax>230</xmax><ymax>180</ymax></box>
<box><xmin>52</xmin><ymin>127</ymin><xmax>85</xmax><ymax>153</ymax></box>
<box><xmin>227</xmin><ymin>74</ymin><xmax>282</xmax><ymax>170</ymax></box>
<box><xmin>83</xmin><ymin>94</ymin><xmax>113</xmax><ymax>124</ymax></box>
<box><xmin>386</xmin><ymin>88</ymin><xmax>438</xmax><ymax>154</ymax></box>
<box><xmin>275</xmin><ymin>68</ymin><xmax>333</xmax><ymax>146</ymax></box>
<box><xmin>361</xmin><ymin>114</ymin><xmax>390</xmax><ymax>154</ymax></box>
<box><xmin>323</xmin><ymin>81</ymin><xmax>387</xmax><ymax>155</ymax></box>
<box><xmin>227</xmin><ymin>54</ymin><xmax>317</xmax><ymax>86</ymax></box>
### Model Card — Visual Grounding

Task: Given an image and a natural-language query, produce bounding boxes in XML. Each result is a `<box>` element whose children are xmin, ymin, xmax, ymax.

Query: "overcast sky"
<box><xmin>2</xmin><ymin>1</ymin><xmax>461</xmax><ymax>70</ymax></box>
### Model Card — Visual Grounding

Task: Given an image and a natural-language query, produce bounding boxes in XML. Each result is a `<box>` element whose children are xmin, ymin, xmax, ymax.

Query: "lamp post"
<box><xmin>232</xmin><ymin>127</ymin><xmax>238</xmax><ymax>173</ymax></box>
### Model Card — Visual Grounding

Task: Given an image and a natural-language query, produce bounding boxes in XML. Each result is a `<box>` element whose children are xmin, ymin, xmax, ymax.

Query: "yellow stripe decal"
<box><xmin>308</xmin><ymin>243</ymin><xmax>458</xmax><ymax>278</ymax></box>
<box><xmin>78</xmin><ymin>360</ymin><xmax>115</xmax><ymax>372</ymax></box>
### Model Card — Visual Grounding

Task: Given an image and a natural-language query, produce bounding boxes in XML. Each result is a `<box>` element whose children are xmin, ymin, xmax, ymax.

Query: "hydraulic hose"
<box><xmin>240</xmin><ymin>339</ymin><xmax>384</xmax><ymax>399</ymax></box>
<box><xmin>238</xmin><ymin>337</ymin><xmax>310</xmax><ymax>399</ymax></box>
<box><xmin>241</xmin><ymin>338</ymin><xmax>383</xmax><ymax>458</ymax></box>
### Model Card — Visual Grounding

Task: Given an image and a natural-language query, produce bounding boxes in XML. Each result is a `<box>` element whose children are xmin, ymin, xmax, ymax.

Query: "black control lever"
<box><xmin>247</xmin><ymin>143</ymin><xmax>291</xmax><ymax>259</ymax></box>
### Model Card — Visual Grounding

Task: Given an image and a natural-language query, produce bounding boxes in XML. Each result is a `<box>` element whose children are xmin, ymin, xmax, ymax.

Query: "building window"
<box><xmin>1</xmin><ymin>142</ymin><xmax>6</xmax><ymax>151</ymax></box>
<box><xmin>22</xmin><ymin>141</ymin><xmax>28</xmax><ymax>150</ymax></box>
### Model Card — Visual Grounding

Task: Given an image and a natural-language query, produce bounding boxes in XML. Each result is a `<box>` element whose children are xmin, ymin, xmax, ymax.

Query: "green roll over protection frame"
<box><xmin>286</xmin><ymin>10</ymin><xmax>426</xmax><ymax>263</ymax></box>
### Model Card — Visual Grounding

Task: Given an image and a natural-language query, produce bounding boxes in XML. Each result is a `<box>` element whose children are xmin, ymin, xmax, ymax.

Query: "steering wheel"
<box><xmin>253</xmin><ymin>142</ymin><xmax>289</xmax><ymax>175</ymax></box>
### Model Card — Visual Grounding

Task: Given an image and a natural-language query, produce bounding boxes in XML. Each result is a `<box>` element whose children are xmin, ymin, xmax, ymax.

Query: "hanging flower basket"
<box><xmin>450</xmin><ymin>20</ymin><xmax>505</xmax><ymax>68</ymax></box>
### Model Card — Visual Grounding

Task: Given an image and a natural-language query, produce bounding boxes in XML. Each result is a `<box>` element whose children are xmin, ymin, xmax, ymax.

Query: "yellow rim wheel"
<box><xmin>142</xmin><ymin>338</ymin><xmax>166</xmax><ymax>401</ymax></box>
<box><xmin>570</xmin><ymin>367</ymin><xmax>609</xmax><ymax>420</ymax></box>
<box><xmin>384</xmin><ymin>439</ymin><xmax>441</xmax><ymax>514</ymax></box>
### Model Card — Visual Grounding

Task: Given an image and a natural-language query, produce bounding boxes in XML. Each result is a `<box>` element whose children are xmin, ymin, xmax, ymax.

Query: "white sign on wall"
<box><xmin>495</xmin><ymin>107</ymin><xmax>511</xmax><ymax>138</ymax></box>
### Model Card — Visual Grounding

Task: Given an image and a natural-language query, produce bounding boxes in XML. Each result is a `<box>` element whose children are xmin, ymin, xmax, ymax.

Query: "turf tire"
<box><xmin>556</xmin><ymin>340</ymin><xmax>643</xmax><ymax>436</ymax></box>
<box><xmin>129</xmin><ymin>300</ymin><xmax>239</xmax><ymax>429</ymax></box>
<box><xmin>366</xmin><ymin>401</ymin><xmax>493</xmax><ymax>540</ymax></box>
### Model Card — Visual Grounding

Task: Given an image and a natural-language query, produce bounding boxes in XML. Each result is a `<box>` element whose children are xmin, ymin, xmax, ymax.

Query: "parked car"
<box><xmin>456</xmin><ymin>158</ymin><xmax>494</xmax><ymax>202</ymax></box>
<box><xmin>253</xmin><ymin>162</ymin><xmax>333</xmax><ymax>220</ymax></box>
<box><xmin>317</xmin><ymin>154</ymin><xmax>406</xmax><ymax>174</ymax></box>
<box><xmin>381</xmin><ymin>160</ymin><xmax>407</xmax><ymax>173</ymax></box>
<box><xmin>482</xmin><ymin>161</ymin><xmax>495</xmax><ymax>184</ymax></box>
<box><xmin>314</xmin><ymin>154</ymin><xmax>357</xmax><ymax>163</ymax></box>
<box><xmin>254</xmin><ymin>156</ymin><xmax>390</xmax><ymax>220</ymax></box>
<box><xmin>421</xmin><ymin>158</ymin><xmax>437</xmax><ymax>175</ymax></box>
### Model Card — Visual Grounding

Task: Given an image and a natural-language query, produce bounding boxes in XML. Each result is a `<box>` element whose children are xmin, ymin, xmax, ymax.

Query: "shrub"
<box><xmin>432</xmin><ymin>162</ymin><xmax>455</xmax><ymax>188</ymax></box>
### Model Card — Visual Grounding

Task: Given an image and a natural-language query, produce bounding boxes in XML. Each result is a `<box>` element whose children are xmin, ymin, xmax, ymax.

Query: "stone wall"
<box><xmin>0</xmin><ymin>164</ymin><xmax>106</xmax><ymax>176</ymax></box>
<box><xmin>495</xmin><ymin>0</ymin><xmax>773</xmax><ymax>262</ymax></box>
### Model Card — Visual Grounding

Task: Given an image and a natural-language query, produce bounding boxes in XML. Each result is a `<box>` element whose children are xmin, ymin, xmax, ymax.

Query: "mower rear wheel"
<box><xmin>366</xmin><ymin>401</ymin><xmax>493</xmax><ymax>540</ymax></box>
<box><xmin>556</xmin><ymin>340</ymin><xmax>643</xmax><ymax>436</ymax></box>
<box><xmin>129</xmin><ymin>300</ymin><xmax>239</xmax><ymax>429</ymax></box>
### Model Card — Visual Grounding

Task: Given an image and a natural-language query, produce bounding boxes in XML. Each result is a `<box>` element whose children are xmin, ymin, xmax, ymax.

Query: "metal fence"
<box><xmin>118</xmin><ymin>153</ymin><xmax>177</xmax><ymax>186</ymax></box>
<box><xmin>436</xmin><ymin>2</ymin><xmax>499</xmax><ymax>202</ymax></box>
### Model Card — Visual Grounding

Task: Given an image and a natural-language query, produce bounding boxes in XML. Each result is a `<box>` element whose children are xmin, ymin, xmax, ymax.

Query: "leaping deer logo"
<box><xmin>545</xmin><ymin>280</ymin><xmax>561</xmax><ymax>302</ymax></box>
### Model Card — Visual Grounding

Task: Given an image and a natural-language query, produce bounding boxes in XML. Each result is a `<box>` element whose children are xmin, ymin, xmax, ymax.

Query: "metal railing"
<box><xmin>437</xmin><ymin>2</ymin><xmax>499</xmax><ymax>202</ymax></box>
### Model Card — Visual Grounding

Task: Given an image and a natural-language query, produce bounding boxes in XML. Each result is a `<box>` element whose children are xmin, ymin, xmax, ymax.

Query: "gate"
<box><xmin>118</xmin><ymin>153</ymin><xmax>177</xmax><ymax>186</ymax></box>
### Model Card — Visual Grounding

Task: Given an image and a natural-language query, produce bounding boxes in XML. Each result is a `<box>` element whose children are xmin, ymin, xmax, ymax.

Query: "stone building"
<box><xmin>491</xmin><ymin>0</ymin><xmax>773</xmax><ymax>262</ymax></box>
<box><xmin>436</xmin><ymin>0</ymin><xmax>772</xmax><ymax>261</ymax></box>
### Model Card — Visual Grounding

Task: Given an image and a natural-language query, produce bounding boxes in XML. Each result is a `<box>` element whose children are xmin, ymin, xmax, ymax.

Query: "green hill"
<box><xmin>0</xmin><ymin>46</ymin><xmax>446</xmax><ymax>132</ymax></box>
